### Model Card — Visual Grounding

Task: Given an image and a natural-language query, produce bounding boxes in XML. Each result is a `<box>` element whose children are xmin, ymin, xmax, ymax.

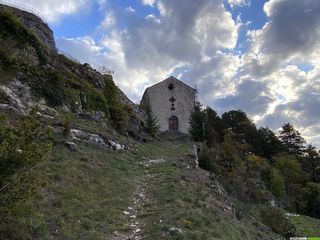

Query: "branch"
<box><xmin>0</xmin><ymin>183</ymin><xmax>9</xmax><ymax>193</ymax></box>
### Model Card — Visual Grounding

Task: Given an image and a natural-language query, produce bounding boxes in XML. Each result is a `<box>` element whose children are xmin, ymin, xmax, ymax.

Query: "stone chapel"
<box><xmin>141</xmin><ymin>76</ymin><xmax>196</xmax><ymax>133</ymax></box>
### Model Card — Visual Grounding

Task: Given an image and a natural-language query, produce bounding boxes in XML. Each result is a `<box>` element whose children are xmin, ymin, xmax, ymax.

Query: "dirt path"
<box><xmin>116</xmin><ymin>158</ymin><xmax>166</xmax><ymax>240</ymax></box>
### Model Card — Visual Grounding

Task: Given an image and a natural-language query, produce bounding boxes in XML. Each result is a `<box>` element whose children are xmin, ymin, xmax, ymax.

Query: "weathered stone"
<box><xmin>78</xmin><ymin>111</ymin><xmax>105</xmax><ymax>122</ymax></box>
<box><xmin>70</xmin><ymin>129</ymin><xmax>107</xmax><ymax>148</ymax></box>
<box><xmin>149</xmin><ymin>159</ymin><xmax>166</xmax><ymax>164</ymax></box>
<box><xmin>70</xmin><ymin>129</ymin><xmax>128</xmax><ymax>151</ymax></box>
<box><xmin>141</xmin><ymin>76</ymin><xmax>196</xmax><ymax>133</ymax></box>
<box><xmin>0</xmin><ymin>80</ymin><xmax>58</xmax><ymax>118</ymax></box>
<box><xmin>169</xmin><ymin>227</ymin><xmax>183</xmax><ymax>234</ymax></box>
<box><xmin>0</xmin><ymin>4</ymin><xmax>56</xmax><ymax>51</ymax></box>
<box><xmin>0</xmin><ymin>82</ymin><xmax>27</xmax><ymax>115</ymax></box>
<box><xmin>65</xmin><ymin>141</ymin><xmax>77</xmax><ymax>151</ymax></box>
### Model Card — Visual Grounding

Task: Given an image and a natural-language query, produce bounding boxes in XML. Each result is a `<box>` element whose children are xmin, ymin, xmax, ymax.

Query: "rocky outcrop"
<box><xmin>70</xmin><ymin>129</ymin><xmax>129</xmax><ymax>151</ymax></box>
<box><xmin>0</xmin><ymin>4</ymin><xmax>56</xmax><ymax>51</ymax></box>
<box><xmin>0</xmin><ymin>79</ymin><xmax>58</xmax><ymax>118</ymax></box>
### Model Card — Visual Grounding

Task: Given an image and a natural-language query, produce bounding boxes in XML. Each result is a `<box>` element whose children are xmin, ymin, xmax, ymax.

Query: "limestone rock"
<box><xmin>78</xmin><ymin>111</ymin><xmax>105</xmax><ymax>122</ymax></box>
<box><xmin>65</xmin><ymin>141</ymin><xmax>77</xmax><ymax>151</ymax></box>
<box><xmin>0</xmin><ymin>80</ymin><xmax>58</xmax><ymax>118</ymax></box>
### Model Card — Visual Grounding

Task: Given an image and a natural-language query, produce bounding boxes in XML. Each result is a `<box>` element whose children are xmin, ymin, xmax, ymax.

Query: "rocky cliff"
<box><xmin>0</xmin><ymin>4</ymin><xmax>56</xmax><ymax>51</ymax></box>
<box><xmin>0</xmin><ymin>3</ymin><xmax>146</xmax><ymax>138</ymax></box>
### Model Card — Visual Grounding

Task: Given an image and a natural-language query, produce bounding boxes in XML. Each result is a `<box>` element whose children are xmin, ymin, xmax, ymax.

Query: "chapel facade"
<box><xmin>141</xmin><ymin>76</ymin><xmax>196</xmax><ymax>133</ymax></box>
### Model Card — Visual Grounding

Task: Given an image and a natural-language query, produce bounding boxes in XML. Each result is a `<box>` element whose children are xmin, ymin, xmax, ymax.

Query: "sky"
<box><xmin>8</xmin><ymin>0</ymin><xmax>320</xmax><ymax>147</ymax></box>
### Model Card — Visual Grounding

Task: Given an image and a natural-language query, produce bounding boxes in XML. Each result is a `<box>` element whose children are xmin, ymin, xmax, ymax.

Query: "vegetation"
<box><xmin>260</xmin><ymin>206</ymin><xmax>296</xmax><ymax>238</ymax></box>
<box><xmin>103</xmin><ymin>77</ymin><xmax>127</xmax><ymax>131</ymax></box>
<box><xmin>189</xmin><ymin>107</ymin><xmax>320</xmax><ymax>221</ymax></box>
<box><xmin>145</xmin><ymin>104</ymin><xmax>159</xmax><ymax>137</ymax></box>
<box><xmin>0</xmin><ymin>6</ymin><xmax>129</xmax><ymax>132</ymax></box>
<box><xmin>0</xmin><ymin>8</ymin><xmax>47</xmax><ymax>63</ymax></box>
<box><xmin>0</xmin><ymin>111</ymin><xmax>52</xmax><ymax>238</ymax></box>
<box><xmin>0</xmin><ymin>5</ymin><xmax>319</xmax><ymax>239</ymax></box>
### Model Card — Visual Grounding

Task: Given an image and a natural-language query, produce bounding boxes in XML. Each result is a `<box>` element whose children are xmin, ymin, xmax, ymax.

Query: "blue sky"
<box><xmin>10</xmin><ymin>0</ymin><xmax>320</xmax><ymax>147</ymax></box>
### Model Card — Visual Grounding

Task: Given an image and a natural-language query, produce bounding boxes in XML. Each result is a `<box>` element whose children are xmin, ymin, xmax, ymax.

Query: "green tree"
<box><xmin>269</xmin><ymin>168</ymin><xmax>286</xmax><ymax>198</ymax></box>
<box><xmin>279</xmin><ymin>123</ymin><xmax>305</xmax><ymax>155</ymax></box>
<box><xmin>273</xmin><ymin>153</ymin><xmax>306</xmax><ymax>185</ymax></box>
<box><xmin>221</xmin><ymin>110</ymin><xmax>258</xmax><ymax>147</ymax></box>
<box><xmin>256</xmin><ymin>127</ymin><xmax>283</xmax><ymax>159</ymax></box>
<box><xmin>304</xmin><ymin>144</ymin><xmax>320</xmax><ymax>182</ymax></box>
<box><xmin>204</xmin><ymin>107</ymin><xmax>223</xmax><ymax>147</ymax></box>
<box><xmin>189</xmin><ymin>107</ymin><xmax>222</xmax><ymax>145</ymax></box>
<box><xmin>189</xmin><ymin>109</ymin><xmax>206</xmax><ymax>142</ymax></box>
<box><xmin>305</xmin><ymin>182</ymin><xmax>320</xmax><ymax>218</ymax></box>
<box><xmin>145</xmin><ymin>104</ymin><xmax>159</xmax><ymax>137</ymax></box>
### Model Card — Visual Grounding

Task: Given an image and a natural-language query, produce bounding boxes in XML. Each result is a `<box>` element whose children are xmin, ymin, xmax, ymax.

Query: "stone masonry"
<box><xmin>141</xmin><ymin>76</ymin><xmax>196</xmax><ymax>133</ymax></box>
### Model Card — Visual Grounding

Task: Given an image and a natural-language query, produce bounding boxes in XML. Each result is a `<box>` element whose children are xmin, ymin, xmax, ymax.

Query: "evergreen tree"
<box><xmin>256</xmin><ymin>127</ymin><xmax>283</xmax><ymax>159</ymax></box>
<box><xmin>145</xmin><ymin>104</ymin><xmax>159</xmax><ymax>137</ymax></box>
<box><xmin>221</xmin><ymin>110</ymin><xmax>258</xmax><ymax>147</ymax></box>
<box><xmin>204</xmin><ymin>107</ymin><xmax>223</xmax><ymax>147</ymax></box>
<box><xmin>279</xmin><ymin>123</ymin><xmax>305</xmax><ymax>155</ymax></box>
<box><xmin>189</xmin><ymin>110</ymin><xmax>206</xmax><ymax>142</ymax></box>
<box><xmin>304</xmin><ymin>144</ymin><xmax>320</xmax><ymax>182</ymax></box>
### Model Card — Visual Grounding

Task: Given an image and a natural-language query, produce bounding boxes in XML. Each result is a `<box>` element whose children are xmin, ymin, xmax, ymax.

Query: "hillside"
<box><xmin>0</xmin><ymin>4</ymin><xmax>320</xmax><ymax>240</ymax></box>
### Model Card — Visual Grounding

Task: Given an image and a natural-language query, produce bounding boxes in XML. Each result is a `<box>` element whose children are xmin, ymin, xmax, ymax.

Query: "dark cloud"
<box><xmin>214</xmin><ymin>80</ymin><xmax>273</xmax><ymax>115</ymax></box>
<box><xmin>262</xmin><ymin>0</ymin><xmax>320</xmax><ymax>59</ymax></box>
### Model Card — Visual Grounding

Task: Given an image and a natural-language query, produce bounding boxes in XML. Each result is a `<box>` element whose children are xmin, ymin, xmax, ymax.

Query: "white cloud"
<box><xmin>54</xmin><ymin>0</ymin><xmax>320</xmax><ymax>147</ymax></box>
<box><xmin>228</xmin><ymin>0</ymin><xmax>250</xmax><ymax>8</ymax></box>
<box><xmin>142</xmin><ymin>0</ymin><xmax>155</xmax><ymax>6</ymax></box>
<box><xmin>141</xmin><ymin>0</ymin><xmax>155</xmax><ymax>7</ymax></box>
<box><xmin>11</xmin><ymin>0</ymin><xmax>94</xmax><ymax>23</ymax></box>
<box><xmin>126</xmin><ymin>6</ymin><xmax>135</xmax><ymax>13</ymax></box>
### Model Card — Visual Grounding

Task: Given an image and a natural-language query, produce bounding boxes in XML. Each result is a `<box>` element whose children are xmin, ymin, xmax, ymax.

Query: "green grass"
<box><xmin>290</xmin><ymin>214</ymin><xmax>320</xmax><ymax>237</ymax></box>
<box><xmin>134</xmin><ymin>142</ymin><xmax>281</xmax><ymax>240</ymax></box>
<box><xmin>1</xmin><ymin>123</ymin><xmax>319</xmax><ymax>239</ymax></box>
<box><xmin>0</xmin><ymin>132</ymin><xmax>145</xmax><ymax>239</ymax></box>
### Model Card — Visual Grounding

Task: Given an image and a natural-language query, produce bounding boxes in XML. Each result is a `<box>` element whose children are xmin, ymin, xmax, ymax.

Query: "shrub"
<box><xmin>103</xmin><ymin>77</ymin><xmax>127</xmax><ymax>130</ymax></box>
<box><xmin>40</xmin><ymin>70</ymin><xmax>66</xmax><ymax>106</ymax></box>
<box><xmin>82</xmin><ymin>86</ymin><xmax>108</xmax><ymax>112</ymax></box>
<box><xmin>0</xmin><ymin>111</ymin><xmax>52</xmax><ymax>184</ymax></box>
<box><xmin>198</xmin><ymin>148</ymin><xmax>219</xmax><ymax>172</ymax></box>
<box><xmin>260</xmin><ymin>206</ymin><xmax>296</xmax><ymax>238</ymax></box>
<box><xmin>62</xmin><ymin>114</ymin><xmax>72</xmax><ymax>137</ymax></box>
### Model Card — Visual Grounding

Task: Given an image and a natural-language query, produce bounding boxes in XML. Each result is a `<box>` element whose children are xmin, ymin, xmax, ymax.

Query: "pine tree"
<box><xmin>305</xmin><ymin>144</ymin><xmax>320</xmax><ymax>182</ymax></box>
<box><xmin>279</xmin><ymin>123</ymin><xmax>305</xmax><ymax>155</ymax></box>
<box><xmin>145</xmin><ymin>104</ymin><xmax>159</xmax><ymax>137</ymax></box>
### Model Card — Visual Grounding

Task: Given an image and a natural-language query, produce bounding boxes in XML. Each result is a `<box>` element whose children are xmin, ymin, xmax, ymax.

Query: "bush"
<box><xmin>0</xmin><ymin>111</ymin><xmax>52</xmax><ymax>184</ymax></box>
<box><xmin>82</xmin><ymin>86</ymin><xmax>108</xmax><ymax>112</ymax></box>
<box><xmin>198</xmin><ymin>148</ymin><xmax>219</xmax><ymax>172</ymax></box>
<box><xmin>260</xmin><ymin>206</ymin><xmax>296</xmax><ymax>238</ymax></box>
<box><xmin>41</xmin><ymin>70</ymin><xmax>66</xmax><ymax>106</ymax></box>
<box><xmin>103</xmin><ymin>77</ymin><xmax>126</xmax><ymax>130</ymax></box>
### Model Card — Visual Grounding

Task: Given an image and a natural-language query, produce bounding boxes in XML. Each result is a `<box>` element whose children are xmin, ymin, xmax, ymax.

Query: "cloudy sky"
<box><xmin>10</xmin><ymin>0</ymin><xmax>320</xmax><ymax>147</ymax></box>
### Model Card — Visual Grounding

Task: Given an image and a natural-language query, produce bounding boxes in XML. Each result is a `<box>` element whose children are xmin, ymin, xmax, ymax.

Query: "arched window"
<box><xmin>169</xmin><ymin>116</ymin><xmax>178</xmax><ymax>131</ymax></box>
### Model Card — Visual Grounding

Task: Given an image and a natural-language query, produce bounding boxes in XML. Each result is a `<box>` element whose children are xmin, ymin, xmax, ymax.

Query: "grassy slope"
<box><xmin>2</xmin><ymin>128</ymin><xmax>284</xmax><ymax>240</ymax></box>
<box><xmin>138</xmin><ymin>143</ymin><xmax>280</xmax><ymax>240</ymax></box>
<box><xmin>289</xmin><ymin>215</ymin><xmax>320</xmax><ymax>237</ymax></box>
